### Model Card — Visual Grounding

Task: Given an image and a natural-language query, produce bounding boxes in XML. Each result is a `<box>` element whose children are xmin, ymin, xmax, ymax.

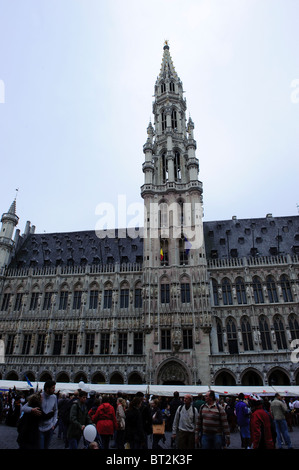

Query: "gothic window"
<box><xmin>160</xmin><ymin>282</ymin><xmax>170</xmax><ymax>304</ymax></box>
<box><xmin>120</xmin><ymin>285</ymin><xmax>129</xmax><ymax>308</ymax></box>
<box><xmin>161</xmin><ymin>329</ymin><xmax>171</xmax><ymax>350</ymax></box>
<box><xmin>73</xmin><ymin>290</ymin><xmax>82</xmax><ymax>310</ymax></box>
<box><xmin>281</xmin><ymin>275</ymin><xmax>293</xmax><ymax>302</ymax></box>
<box><xmin>161</xmin><ymin>112</ymin><xmax>166</xmax><ymax>132</ymax></box>
<box><xmin>22</xmin><ymin>334</ymin><xmax>32</xmax><ymax>355</ymax></box>
<box><xmin>222</xmin><ymin>278</ymin><xmax>233</xmax><ymax>305</ymax></box>
<box><xmin>14</xmin><ymin>293</ymin><xmax>23</xmax><ymax>311</ymax></box>
<box><xmin>159</xmin><ymin>201</ymin><xmax>168</xmax><ymax>228</ymax></box>
<box><xmin>179</xmin><ymin>235</ymin><xmax>189</xmax><ymax>265</ymax></box>
<box><xmin>174</xmin><ymin>151</ymin><xmax>181</xmax><ymax>180</ymax></box>
<box><xmin>226</xmin><ymin>317</ymin><xmax>238</xmax><ymax>354</ymax></box>
<box><xmin>160</xmin><ymin>239</ymin><xmax>169</xmax><ymax>266</ymax></box>
<box><xmin>273</xmin><ymin>315</ymin><xmax>287</xmax><ymax>349</ymax></box>
<box><xmin>216</xmin><ymin>318</ymin><xmax>223</xmax><ymax>352</ymax></box>
<box><xmin>133</xmin><ymin>332</ymin><xmax>143</xmax><ymax>354</ymax></box>
<box><xmin>134</xmin><ymin>286</ymin><xmax>142</xmax><ymax>308</ymax></box>
<box><xmin>161</xmin><ymin>82</ymin><xmax>166</xmax><ymax>94</ymax></box>
<box><xmin>5</xmin><ymin>334</ymin><xmax>14</xmax><ymax>355</ymax></box>
<box><xmin>162</xmin><ymin>153</ymin><xmax>168</xmax><ymax>181</ymax></box>
<box><xmin>259</xmin><ymin>315</ymin><xmax>272</xmax><ymax>350</ymax></box>
<box><xmin>181</xmin><ymin>282</ymin><xmax>191</xmax><ymax>303</ymax></box>
<box><xmin>118</xmin><ymin>333</ymin><xmax>128</xmax><ymax>354</ymax></box>
<box><xmin>100</xmin><ymin>333</ymin><xmax>110</xmax><ymax>354</ymax></box>
<box><xmin>171</xmin><ymin>109</ymin><xmax>177</xmax><ymax>129</ymax></box>
<box><xmin>68</xmin><ymin>333</ymin><xmax>77</xmax><ymax>355</ymax></box>
<box><xmin>53</xmin><ymin>334</ymin><xmax>62</xmax><ymax>355</ymax></box>
<box><xmin>36</xmin><ymin>334</ymin><xmax>45</xmax><ymax>355</ymax></box>
<box><xmin>29</xmin><ymin>292</ymin><xmax>39</xmax><ymax>310</ymax></box>
<box><xmin>236</xmin><ymin>277</ymin><xmax>247</xmax><ymax>304</ymax></box>
<box><xmin>212</xmin><ymin>279</ymin><xmax>219</xmax><ymax>306</ymax></box>
<box><xmin>85</xmin><ymin>333</ymin><xmax>95</xmax><ymax>355</ymax></box>
<box><xmin>241</xmin><ymin>317</ymin><xmax>254</xmax><ymax>351</ymax></box>
<box><xmin>89</xmin><ymin>290</ymin><xmax>98</xmax><ymax>309</ymax></box>
<box><xmin>59</xmin><ymin>291</ymin><xmax>68</xmax><ymax>310</ymax></box>
<box><xmin>1</xmin><ymin>292</ymin><xmax>11</xmax><ymax>311</ymax></box>
<box><xmin>266</xmin><ymin>275</ymin><xmax>278</xmax><ymax>303</ymax></box>
<box><xmin>183</xmin><ymin>329</ymin><xmax>193</xmax><ymax>349</ymax></box>
<box><xmin>289</xmin><ymin>314</ymin><xmax>299</xmax><ymax>340</ymax></box>
<box><xmin>253</xmin><ymin>276</ymin><xmax>264</xmax><ymax>303</ymax></box>
<box><xmin>103</xmin><ymin>286</ymin><xmax>112</xmax><ymax>309</ymax></box>
<box><xmin>169</xmin><ymin>81</ymin><xmax>175</xmax><ymax>92</ymax></box>
<box><xmin>43</xmin><ymin>291</ymin><xmax>53</xmax><ymax>310</ymax></box>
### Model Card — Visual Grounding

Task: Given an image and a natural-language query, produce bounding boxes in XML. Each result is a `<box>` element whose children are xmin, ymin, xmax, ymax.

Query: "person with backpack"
<box><xmin>199</xmin><ymin>390</ymin><xmax>230</xmax><ymax>449</ymax></box>
<box><xmin>171</xmin><ymin>394</ymin><xmax>199</xmax><ymax>449</ymax></box>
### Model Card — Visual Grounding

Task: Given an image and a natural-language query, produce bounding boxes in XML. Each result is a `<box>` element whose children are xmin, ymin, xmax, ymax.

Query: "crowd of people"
<box><xmin>1</xmin><ymin>382</ymin><xmax>299</xmax><ymax>450</ymax></box>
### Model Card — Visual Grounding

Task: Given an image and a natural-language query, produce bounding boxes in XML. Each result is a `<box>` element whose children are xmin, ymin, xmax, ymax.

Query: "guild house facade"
<box><xmin>0</xmin><ymin>43</ymin><xmax>299</xmax><ymax>387</ymax></box>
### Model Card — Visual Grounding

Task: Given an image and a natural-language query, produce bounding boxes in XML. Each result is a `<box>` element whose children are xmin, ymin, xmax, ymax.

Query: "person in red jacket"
<box><xmin>91</xmin><ymin>395</ymin><xmax>117</xmax><ymax>449</ymax></box>
<box><xmin>249</xmin><ymin>394</ymin><xmax>275</xmax><ymax>449</ymax></box>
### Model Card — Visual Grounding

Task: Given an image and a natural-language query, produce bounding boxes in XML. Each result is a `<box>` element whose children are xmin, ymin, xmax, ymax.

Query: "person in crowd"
<box><xmin>17</xmin><ymin>393</ymin><xmax>42</xmax><ymax>449</ymax></box>
<box><xmin>270</xmin><ymin>393</ymin><xmax>293</xmax><ymax>449</ymax></box>
<box><xmin>169</xmin><ymin>391</ymin><xmax>182</xmax><ymax>447</ymax></box>
<box><xmin>172</xmin><ymin>394</ymin><xmax>199</xmax><ymax>449</ymax></box>
<box><xmin>151</xmin><ymin>398</ymin><xmax>165</xmax><ymax>449</ymax></box>
<box><xmin>198</xmin><ymin>390</ymin><xmax>230</xmax><ymax>449</ymax></box>
<box><xmin>22</xmin><ymin>380</ymin><xmax>58</xmax><ymax>449</ymax></box>
<box><xmin>91</xmin><ymin>395</ymin><xmax>117</xmax><ymax>449</ymax></box>
<box><xmin>135</xmin><ymin>391</ymin><xmax>152</xmax><ymax>449</ymax></box>
<box><xmin>115</xmin><ymin>397</ymin><xmax>126</xmax><ymax>449</ymax></box>
<box><xmin>250</xmin><ymin>394</ymin><xmax>275</xmax><ymax>449</ymax></box>
<box><xmin>124</xmin><ymin>396</ymin><xmax>145</xmax><ymax>449</ymax></box>
<box><xmin>235</xmin><ymin>393</ymin><xmax>251</xmax><ymax>449</ymax></box>
<box><xmin>67</xmin><ymin>390</ymin><xmax>93</xmax><ymax>449</ymax></box>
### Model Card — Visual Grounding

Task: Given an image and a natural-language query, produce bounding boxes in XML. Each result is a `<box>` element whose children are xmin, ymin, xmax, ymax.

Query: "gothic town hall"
<box><xmin>0</xmin><ymin>43</ymin><xmax>299</xmax><ymax>387</ymax></box>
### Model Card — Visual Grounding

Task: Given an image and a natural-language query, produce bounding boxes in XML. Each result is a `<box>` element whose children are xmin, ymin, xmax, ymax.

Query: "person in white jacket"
<box><xmin>171</xmin><ymin>394</ymin><xmax>199</xmax><ymax>449</ymax></box>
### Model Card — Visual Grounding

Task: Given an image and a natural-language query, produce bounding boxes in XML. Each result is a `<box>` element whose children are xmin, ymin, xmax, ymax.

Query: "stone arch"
<box><xmin>128</xmin><ymin>372</ymin><xmax>143</xmax><ymax>385</ymax></box>
<box><xmin>110</xmin><ymin>372</ymin><xmax>124</xmax><ymax>384</ymax></box>
<box><xmin>56</xmin><ymin>372</ymin><xmax>70</xmax><ymax>383</ymax></box>
<box><xmin>39</xmin><ymin>371</ymin><xmax>53</xmax><ymax>382</ymax></box>
<box><xmin>268</xmin><ymin>367</ymin><xmax>290</xmax><ymax>386</ymax></box>
<box><xmin>240</xmin><ymin>368</ymin><xmax>263</xmax><ymax>386</ymax></box>
<box><xmin>156</xmin><ymin>359</ymin><xmax>191</xmax><ymax>385</ymax></box>
<box><xmin>73</xmin><ymin>372</ymin><xmax>88</xmax><ymax>383</ymax></box>
<box><xmin>214</xmin><ymin>369</ymin><xmax>236</xmax><ymax>386</ymax></box>
<box><xmin>91</xmin><ymin>372</ymin><xmax>106</xmax><ymax>384</ymax></box>
<box><xmin>6</xmin><ymin>370</ymin><xmax>19</xmax><ymax>381</ymax></box>
<box><xmin>22</xmin><ymin>371</ymin><xmax>35</xmax><ymax>383</ymax></box>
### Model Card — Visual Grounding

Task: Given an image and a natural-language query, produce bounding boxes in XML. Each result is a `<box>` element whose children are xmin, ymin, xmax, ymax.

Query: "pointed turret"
<box><xmin>0</xmin><ymin>198</ymin><xmax>19</xmax><ymax>269</ymax></box>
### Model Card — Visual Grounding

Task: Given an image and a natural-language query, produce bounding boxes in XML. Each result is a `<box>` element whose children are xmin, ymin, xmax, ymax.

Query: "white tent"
<box><xmin>1</xmin><ymin>379</ymin><xmax>299</xmax><ymax>397</ymax></box>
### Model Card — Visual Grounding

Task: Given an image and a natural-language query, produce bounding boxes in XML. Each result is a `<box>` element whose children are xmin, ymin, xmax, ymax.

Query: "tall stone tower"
<box><xmin>141</xmin><ymin>42</ymin><xmax>212</xmax><ymax>385</ymax></box>
<box><xmin>0</xmin><ymin>199</ymin><xmax>19</xmax><ymax>270</ymax></box>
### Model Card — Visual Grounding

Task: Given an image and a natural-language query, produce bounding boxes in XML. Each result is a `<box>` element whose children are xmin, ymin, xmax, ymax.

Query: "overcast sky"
<box><xmin>0</xmin><ymin>0</ymin><xmax>298</xmax><ymax>235</ymax></box>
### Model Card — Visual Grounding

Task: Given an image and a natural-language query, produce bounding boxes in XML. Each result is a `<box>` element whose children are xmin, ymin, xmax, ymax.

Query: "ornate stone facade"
<box><xmin>0</xmin><ymin>43</ymin><xmax>298</xmax><ymax>387</ymax></box>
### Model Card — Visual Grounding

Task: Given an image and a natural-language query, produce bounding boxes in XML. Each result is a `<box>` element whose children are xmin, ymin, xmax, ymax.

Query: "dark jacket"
<box><xmin>125</xmin><ymin>406</ymin><xmax>144</xmax><ymax>444</ymax></box>
<box><xmin>67</xmin><ymin>401</ymin><xmax>92</xmax><ymax>441</ymax></box>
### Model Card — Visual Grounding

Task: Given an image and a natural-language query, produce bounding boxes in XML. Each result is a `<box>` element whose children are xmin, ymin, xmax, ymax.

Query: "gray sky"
<box><xmin>0</xmin><ymin>0</ymin><xmax>298</xmax><ymax>235</ymax></box>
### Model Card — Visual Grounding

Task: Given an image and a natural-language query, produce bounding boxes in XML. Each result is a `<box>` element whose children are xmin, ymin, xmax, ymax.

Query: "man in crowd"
<box><xmin>270</xmin><ymin>393</ymin><xmax>293</xmax><ymax>449</ymax></box>
<box><xmin>198</xmin><ymin>390</ymin><xmax>230</xmax><ymax>449</ymax></box>
<box><xmin>172</xmin><ymin>394</ymin><xmax>199</xmax><ymax>449</ymax></box>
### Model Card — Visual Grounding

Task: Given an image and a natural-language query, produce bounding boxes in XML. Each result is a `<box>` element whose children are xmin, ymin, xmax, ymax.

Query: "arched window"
<box><xmin>161</xmin><ymin>111</ymin><xmax>166</xmax><ymax>132</ymax></box>
<box><xmin>236</xmin><ymin>277</ymin><xmax>247</xmax><ymax>305</ymax></box>
<box><xmin>103</xmin><ymin>282</ymin><xmax>113</xmax><ymax>309</ymax></box>
<box><xmin>281</xmin><ymin>275</ymin><xmax>293</xmax><ymax>302</ymax></box>
<box><xmin>253</xmin><ymin>276</ymin><xmax>264</xmax><ymax>303</ymax></box>
<box><xmin>181</xmin><ymin>276</ymin><xmax>191</xmax><ymax>303</ymax></box>
<box><xmin>171</xmin><ymin>109</ymin><xmax>177</xmax><ymax>129</ymax></box>
<box><xmin>273</xmin><ymin>315</ymin><xmax>287</xmax><ymax>349</ymax></box>
<box><xmin>120</xmin><ymin>282</ymin><xmax>129</xmax><ymax>309</ymax></box>
<box><xmin>222</xmin><ymin>278</ymin><xmax>233</xmax><ymax>305</ymax></box>
<box><xmin>259</xmin><ymin>315</ymin><xmax>272</xmax><ymax>350</ymax></box>
<box><xmin>169</xmin><ymin>82</ymin><xmax>175</xmax><ymax>92</ymax></box>
<box><xmin>289</xmin><ymin>314</ymin><xmax>299</xmax><ymax>340</ymax></box>
<box><xmin>160</xmin><ymin>238</ymin><xmax>169</xmax><ymax>266</ymax></box>
<box><xmin>266</xmin><ymin>275</ymin><xmax>278</xmax><ymax>303</ymax></box>
<box><xmin>161</xmin><ymin>82</ymin><xmax>166</xmax><ymax>94</ymax></box>
<box><xmin>241</xmin><ymin>317</ymin><xmax>254</xmax><ymax>351</ymax></box>
<box><xmin>179</xmin><ymin>235</ymin><xmax>189</xmax><ymax>265</ymax></box>
<box><xmin>216</xmin><ymin>318</ymin><xmax>223</xmax><ymax>352</ymax></box>
<box><xmin>162</xmin><ymin>153</ymin><xmax>168</xmax><ymax>182</ymax></box>
<box><xmin>226</xmin><ymin>317</ymin><xmax>238</xmax><ymax>354</ymax></box>
<box><xmin>160</xmin><ymin>277</ymin><xmax>170</xmax><ymax>304</ymax></box>
<box><xmin>212</xmin><ymin>279</ymin><xmax>219</xmax><ymax>306</ymax></box>
<box><xmin>174</xmin><ymin>151</ymin><xmax>181</xmax><ymax>180</ymax></box>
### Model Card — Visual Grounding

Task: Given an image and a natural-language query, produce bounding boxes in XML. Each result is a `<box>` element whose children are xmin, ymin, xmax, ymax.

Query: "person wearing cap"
<box><xmin>270</xmin><ymin>393</ymin><xmax>293</xmax><ymax>449</ymax></box>
<box><xmin>249</xmin><ymin>394</ymin><xmax>275</xmax><ymax>449</ymax></box>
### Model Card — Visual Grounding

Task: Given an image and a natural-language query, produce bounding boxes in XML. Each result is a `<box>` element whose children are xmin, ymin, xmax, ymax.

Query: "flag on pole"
<box><xmin>25</xmin><ymin>375</ymin><xmax>33</xmax><ymax>388</ymax></box>
<box><xmin>160</xmin><ymin>247</ymin><xmax>164</xmax><ymax>261</ymax></box>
